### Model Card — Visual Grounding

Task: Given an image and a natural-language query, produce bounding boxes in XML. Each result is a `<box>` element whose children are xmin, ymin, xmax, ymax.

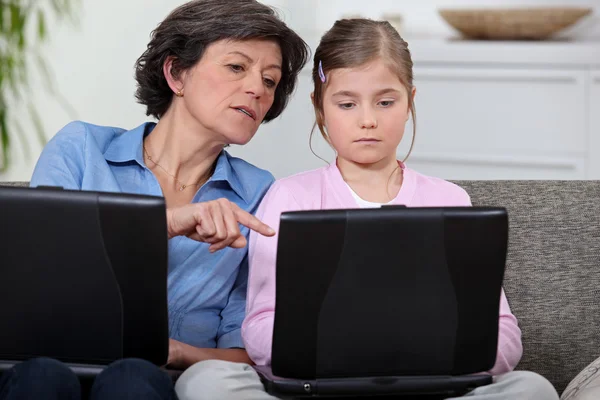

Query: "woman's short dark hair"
<box><xmin>134</xmin><ymin>0</ymin><xmax>310</xmax><ymax>122</ymax></box>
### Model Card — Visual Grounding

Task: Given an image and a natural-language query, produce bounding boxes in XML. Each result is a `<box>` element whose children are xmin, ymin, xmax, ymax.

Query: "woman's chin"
<box><xmin>221</xmin><ymin>130</ymin><xmax>257</xmax><ymax>146</ymax></box>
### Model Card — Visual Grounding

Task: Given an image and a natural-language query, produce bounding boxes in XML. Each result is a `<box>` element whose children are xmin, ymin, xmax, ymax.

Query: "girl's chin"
<box><xmin>339</xmin><ymin>152</ymin><xmax>394</xmax><ymax>166</ymax></box>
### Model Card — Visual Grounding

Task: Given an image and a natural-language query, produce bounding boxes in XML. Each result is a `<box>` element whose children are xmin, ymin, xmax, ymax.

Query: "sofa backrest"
<box><xmin>0</xmin><ymin>181</ymin><xmax>28</xmax><ymax>187</ymax></box>
<box><xmin>456</xmin><ymin>180</ymin><xmax>600</xmax><ymax>394</ymax></box>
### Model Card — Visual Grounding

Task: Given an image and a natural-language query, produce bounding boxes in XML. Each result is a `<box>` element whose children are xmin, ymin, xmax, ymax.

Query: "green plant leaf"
<box><xmin>5</xmin><ymin>55</ymin><xmax>19</xmax><ymax>99</ymax></box>
<box><xmin>0</xmin><ymin>6</ymin><xmax>5</xmax><ymax>34</ymax></box>
<box><xmin>5</xmin><ymin>55</ymin><xmax>24</xmax><ymax>101</ymax></box>
<box><xmin>0</xmin><ymin>54</ymin><xmax>6</xmax><ymax>89</ymax></box>
<box><xmin>37</xmin><ymin>9</ymin><xmax>46</xmax><ymax>41</ymax></box>
<box><xmin>9</xmin><ymin>4</ymin><xmax>19</xmax><ymax>31</ymax></box>
<box><xmin>15</xmin><ymin>55</ymin><xmax>26</xmax><ymax>85</ymax></box>
<box><xmin>0</xmin><ymin>109</ymin><xmax>10</xmax><ymax>172</ymax></box>
<box><xmin>9</xmin><ymin>4</ymin><xmax>21</xmax><ymax>33</ymax></box>
<box><xmin>1</xmin><ymin>0</ymin><xmax>80</xmax><ymax>172</ymax></box>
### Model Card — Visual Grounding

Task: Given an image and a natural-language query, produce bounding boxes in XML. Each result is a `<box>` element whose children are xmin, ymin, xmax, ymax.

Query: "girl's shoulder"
<box><xmin>405</xmin><ymin>167</ymin><xmax>472</xmax><ymax>206</ymax></box>
<box><xmin>263</xmin><ymin>166</ymin><xmax>329</xmax><ymax>207</ymax></box>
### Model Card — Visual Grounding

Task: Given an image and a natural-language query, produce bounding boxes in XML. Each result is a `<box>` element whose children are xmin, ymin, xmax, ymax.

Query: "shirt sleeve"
<box><xmin>488</xmin><ymin>290</ymin><xmax>523</xmax><ymax>375</ymax></box>
<box><xmin>216</xmin><ymin>254</ymin><xmax>249</xmax><ymax>349</ymax></box>
<box><xmin>30</xmin><ymin>121</ymin><xmax>87</xmax><ymax>189</ymax></box>
<box><xmin>241</xmin><ymin>182</ymin><xmax>301</xmax><ymax>365</ymax></box>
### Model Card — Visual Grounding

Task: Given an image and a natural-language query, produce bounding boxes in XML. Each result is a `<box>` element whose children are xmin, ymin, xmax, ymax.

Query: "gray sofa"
<box><xmin>2</xmin><ymin>180</ymin><xmax>599</xmax><ymax>395</ymax></box>
<box><xmin>455</xmin><ymin>180</ymin><xmax>600</xmax><ymax>395</ymax></box>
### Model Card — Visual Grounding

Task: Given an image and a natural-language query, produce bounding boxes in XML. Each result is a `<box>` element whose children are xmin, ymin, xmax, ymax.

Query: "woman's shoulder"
<box><xmin>48</xmin><ymin>120</ymin><xmax>128</xmax><ymax>153</ymax></box>
<box><xmin>222</xmin><ymin>152</ymin><xmax>276</xmax><ymax>203</ymax></box>
<box><xmin>405</xmin><ymin>167</ymin><xmax>471</xmax><ymax>206</ymax></box>
<box><xmin>30</xmin><ymin>121</ymin><xmax>137</xmax><ymax>189</ymax></box>
<box><xmin>224</xmin><ymin>152</ymin><xmax>274</xmax><ymax>183</ymax></box>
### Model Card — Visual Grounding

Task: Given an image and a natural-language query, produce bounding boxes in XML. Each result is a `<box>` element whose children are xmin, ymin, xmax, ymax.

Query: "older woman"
<box><xmin>0</xmin><ymin>1</ymin><xmax>309</xmax><ymax>399</ymax></box>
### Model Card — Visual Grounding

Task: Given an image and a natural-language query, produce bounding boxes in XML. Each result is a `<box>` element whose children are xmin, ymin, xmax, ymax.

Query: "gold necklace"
<box><xmin>143</xmin><ymin>145</ymin><xmax>208</xmax><ymax>192</ymax></box>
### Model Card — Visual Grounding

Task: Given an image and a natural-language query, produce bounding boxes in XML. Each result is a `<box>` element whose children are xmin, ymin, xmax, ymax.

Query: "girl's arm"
<box><xmin>241</xmin><ymin>183</ymin><xmax>302</xmax><ymax>365</ymax></box>
<box><xmin>489</xmin><ymin>291</ymin><xmax>523</xmax><ymax>375</ymax></box>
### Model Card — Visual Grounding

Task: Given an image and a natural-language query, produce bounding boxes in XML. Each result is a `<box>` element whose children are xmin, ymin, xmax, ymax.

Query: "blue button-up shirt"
<box><xmin>30</xmin><ymin>121</ymin><xmax>274</xmax><ymax>349</ymax></box>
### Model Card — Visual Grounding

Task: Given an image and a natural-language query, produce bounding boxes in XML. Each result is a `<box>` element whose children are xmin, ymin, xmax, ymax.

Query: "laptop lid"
<box><xmin>0</xmin><ymin>186</ymin><xmax>169</xmax><ymax>368</ymax></box>
<box><xmin>271</xmin><ymin>206</ymin><xmax>508</xmax><ymax>380</ymax></box>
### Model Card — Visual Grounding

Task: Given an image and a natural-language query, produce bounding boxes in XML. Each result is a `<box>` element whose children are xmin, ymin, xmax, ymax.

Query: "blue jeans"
<box><xmin>0</xmin><ymin>358</ymin><xmax>178</xmax><ymax>400</ymax></box>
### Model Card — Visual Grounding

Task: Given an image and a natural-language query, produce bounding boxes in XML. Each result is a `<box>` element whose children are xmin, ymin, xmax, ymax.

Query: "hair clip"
<box><xmin>318</xmin><ymin>60</ymin><xmax>326</xmax><ymax>83</ymax></box>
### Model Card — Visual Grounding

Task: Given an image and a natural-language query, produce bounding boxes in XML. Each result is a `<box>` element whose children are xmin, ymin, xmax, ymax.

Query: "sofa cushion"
<box><xmin>456</xmin><ymin>180</ymin><xmax>600</xmax><ymax>394</ymax></box>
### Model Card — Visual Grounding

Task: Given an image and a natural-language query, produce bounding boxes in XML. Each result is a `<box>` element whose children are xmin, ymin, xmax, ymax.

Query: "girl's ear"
<box><xmin>311</xmin><ymin>91</ymin><xmax>323</xmax><ymax>128</ymax></box>
<box><xmin>406</xmin><ymin>87</ymin><xmax>417</xmax><ymax>121</ymax></box>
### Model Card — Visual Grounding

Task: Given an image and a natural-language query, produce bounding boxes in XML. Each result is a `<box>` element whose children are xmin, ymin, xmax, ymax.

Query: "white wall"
<box><xmin>225</xmin><ymin>0</ymin><xmax>600</xmax><ymax>179</ymax></box>
<box><xmin>3</xmin><ymin>0</ymin><xmax>188</xmax><ymax>181</ymax></box>
<box><xmin>2</xmin><ymin>0</ymin><xmax>317</xmax><ymax>181</ymax></box>
<box><xmin>315</xmin><ymin>0</ymin><xmax>600</xmax><ymax>39</ymax></box>
<box><xmin>2</xmin><ymin>0</ymin><xmax>599</xmax><ymax>181</ymax></box>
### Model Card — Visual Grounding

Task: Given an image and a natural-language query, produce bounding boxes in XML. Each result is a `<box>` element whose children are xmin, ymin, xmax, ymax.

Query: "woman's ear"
<box><xmin>411</xmin><ymin>87</ymin><xmax>417</xmax><ymax>101</ymax></box>
<box><xmin>310</xmin><ymin>92</ymin><xmax>315</xmax><ymax>106</ymax></box>
<box><xmin>163</xmin><ymin>56</ymin><xmax>185</xmax><ymax>96</ymax></box>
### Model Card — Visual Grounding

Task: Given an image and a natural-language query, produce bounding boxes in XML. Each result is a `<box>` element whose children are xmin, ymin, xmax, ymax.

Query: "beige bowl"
<box><xmin>439</xmin><ymin>7</ymin><xmax>592</xmax><ymax>40</ymax></box>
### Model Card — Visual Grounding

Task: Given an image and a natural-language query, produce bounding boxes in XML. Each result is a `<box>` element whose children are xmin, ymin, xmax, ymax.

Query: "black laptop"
<box><xmin>254</xmin><ymin>206</ymin><xmax>508</xmax><ymax>398</ymax></box>
<box><xmin>0</xmin><ymin>186</ymin><xmax>169</xmax><ymax>377</ymax></box>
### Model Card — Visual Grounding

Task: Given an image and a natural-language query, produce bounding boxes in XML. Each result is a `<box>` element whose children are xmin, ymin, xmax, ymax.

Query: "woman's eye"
<box><xmin>229</xmin><ymin>64</ymin><xmax>244</xmax><ymax>73</ymax></box>
<box><xmin>339</xmin><ymin>103</ymin><xmax>355</xmax><ymax>110</ymax></box>
<box><xmin>264</xmin><ymin>78</ymin><xmax>276</xmax><ymax>88</ymax></box>
<box><xmin>379</xmin><ymin>100</ymin><xmax>395</xmax><ymax>107</ymax></box>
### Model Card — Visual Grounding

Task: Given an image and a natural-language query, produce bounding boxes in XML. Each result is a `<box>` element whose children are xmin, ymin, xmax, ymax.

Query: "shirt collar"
<box><xmin>210</xmin><ymin>150</ymin><xmax>248</xmax><ymax>203</ymax></box>
<box><xmin>103</xmin><ymin>122</ymin><xmax>149</xmax><ymax>165</ymax></box>
<box><xmin>103</xmin><ymin>122</ymin><xmax>249</xmax><ymax>203</ymax></box>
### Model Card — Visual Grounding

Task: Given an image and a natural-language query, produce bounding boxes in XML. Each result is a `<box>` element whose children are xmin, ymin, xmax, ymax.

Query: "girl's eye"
<box><xmin>379</xmin><ymin>100</ymin><xmax>395</xmax><ymax>107</ymax></box>
<box><xmin>229</xmin><ymin>64</ymin><xmax>244</xmax><ymax>73</ymax></box>
<box><xmin>339</xmin><ymin>103</ymin><xmax>355</xmax><ymax>110</ymax></box>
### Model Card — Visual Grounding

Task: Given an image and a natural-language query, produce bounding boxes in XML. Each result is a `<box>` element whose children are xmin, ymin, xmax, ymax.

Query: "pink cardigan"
<box><xmin>241</xmin><ymin>162</ymin><xmax>523</xmax><ymax>376</ymax></box>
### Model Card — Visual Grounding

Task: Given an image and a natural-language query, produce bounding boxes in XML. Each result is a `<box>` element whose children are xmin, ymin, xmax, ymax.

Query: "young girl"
<box><xmin>175</xmin><ymin>19</ymin><xmax>559</xmax><ymax>400</ymax></box>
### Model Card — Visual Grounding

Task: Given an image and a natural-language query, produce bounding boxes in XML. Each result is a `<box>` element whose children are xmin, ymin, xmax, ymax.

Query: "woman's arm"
<box><xmin>167</xmin><ymin>339</ymin><xmax>253</xmax><ymax>369</ymax></box>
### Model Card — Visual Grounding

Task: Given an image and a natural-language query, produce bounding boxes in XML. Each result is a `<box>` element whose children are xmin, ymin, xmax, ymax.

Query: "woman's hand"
<box><xmin>166</xmin><ymin>199</ymin><xmax>275</xmax><ymax>252</ymax></box>
<box><xmin>166</xmin><ymin>338</ymin><xmax>185</xmax><ymax>370</ymax></box>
